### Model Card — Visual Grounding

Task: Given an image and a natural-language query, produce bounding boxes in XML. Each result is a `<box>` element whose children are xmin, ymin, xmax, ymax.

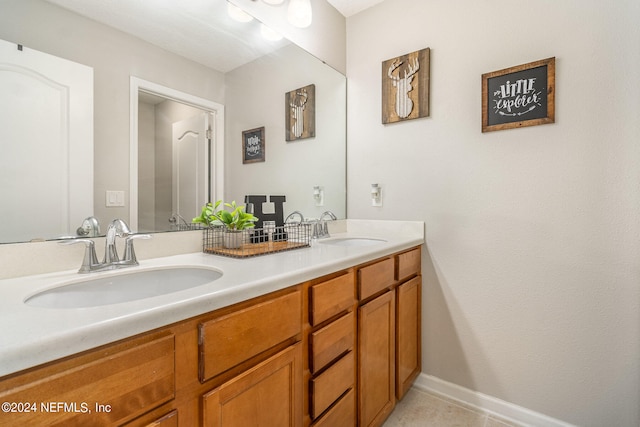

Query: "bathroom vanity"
<box><xmin>0</xmin><ymin>220</ymin><xmax>423</xmax><ymax>427</ymax></box>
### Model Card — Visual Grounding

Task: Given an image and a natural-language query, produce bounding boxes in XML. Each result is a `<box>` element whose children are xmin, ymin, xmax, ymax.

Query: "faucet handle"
<box><xmin>59</xmin><ymin>239</ymin><xmax>99</xmax><ymax>274</ymax></box>
<box><xmin>122</xmin><ymin>234</ymin><xmax>152</xmax><ymax>264</ymax></box>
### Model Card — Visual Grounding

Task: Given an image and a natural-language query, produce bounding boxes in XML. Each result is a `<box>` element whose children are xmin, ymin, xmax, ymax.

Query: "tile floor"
<box><xmin>382</xmin><ymin>388</ymin><xmax>523</xmax><ymax>427</ymax></box>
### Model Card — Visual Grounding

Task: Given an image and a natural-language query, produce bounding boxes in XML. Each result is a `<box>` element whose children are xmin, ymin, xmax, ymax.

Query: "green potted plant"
<box><xmin>193</xmin><ymin>200</ymin><xmax>258</xmax><ymax>248</ymax></box>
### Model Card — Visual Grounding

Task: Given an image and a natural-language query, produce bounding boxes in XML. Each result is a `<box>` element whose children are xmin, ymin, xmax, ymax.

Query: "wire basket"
<box><xmin>202</xmin><ymin>223</ymin><xmax>312</xmax><ymax>258</ymax></box>
<box><xmin>177</xmin><ymin>223</ymin><xmax>206</xmax><ymax>231</ymax></box>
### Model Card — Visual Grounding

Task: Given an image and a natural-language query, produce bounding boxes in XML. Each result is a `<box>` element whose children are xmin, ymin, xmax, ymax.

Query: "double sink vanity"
<box><xmin>0</xmin><ymin>220</ymin><xmax>424</xmax><ymax>427</ymax></box>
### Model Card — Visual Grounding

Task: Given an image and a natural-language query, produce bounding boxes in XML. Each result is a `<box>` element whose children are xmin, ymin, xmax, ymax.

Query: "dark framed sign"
<box><xmin>482</xmin><ymin>57</ymin><xmax>555</xmax><ymax>133</ymax></box>
<box><xmin>242</xmin><ymin>127</ymin><xmax>265</xmax><ymax>164</ymax></box>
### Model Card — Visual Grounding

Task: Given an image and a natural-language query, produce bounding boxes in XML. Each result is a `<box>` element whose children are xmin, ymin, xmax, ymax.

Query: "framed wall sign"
<box><xmin>382</xmin><ymin>47</ymin><xmax>430</xmax><ymax>124</ymax></box>
<box><xmin>285</xmin><ymin>84</ymin><xmax>315</xmax><ymax>141</ymax></box>
<box><xmin>242</xmin><ymin>127</ymin><xmax>265</xmax><ymax>164</ymax></box>
<box><xmin>482</xmin><ymin>57</ymin><xmax>555</xmax><ymax>132</ymax></box>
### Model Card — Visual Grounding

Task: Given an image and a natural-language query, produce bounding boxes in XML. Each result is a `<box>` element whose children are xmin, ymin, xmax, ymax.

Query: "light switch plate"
<box><xmin>106</xmin><ymin>190</ymin><xmax>125</xmax><ymax>207</ymax></box>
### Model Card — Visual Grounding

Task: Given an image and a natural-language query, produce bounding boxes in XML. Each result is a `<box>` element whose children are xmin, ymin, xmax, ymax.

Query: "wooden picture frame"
<box><xmin>242</xmin><ymin>127</ymin><xmax>265</xmax><ymax>164</ymax></box>
<box><xmin>285</xmin><ymin>84</ymin><xmax>315</xmax><ymax>141</ymax></box>
<box><xmin>482</xmin><ymin>57</ymin><xmax>555</xmax><ymax>133</ymax></box>
<box><xmin>382</xmin><ymin>47</ymin><xmax>430</xmax><ymax>124</ymax></box>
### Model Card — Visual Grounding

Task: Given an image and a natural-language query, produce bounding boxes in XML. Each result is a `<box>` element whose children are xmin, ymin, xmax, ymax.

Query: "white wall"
<box><xmin>346</xmin><ymin>0</ymin><xmax>639</xmax><ymax>426</ymax></box>
<box><xmin>225</xmin><ymin>43</ymin><xmax>347</xmax><ymax>220</ymax></box>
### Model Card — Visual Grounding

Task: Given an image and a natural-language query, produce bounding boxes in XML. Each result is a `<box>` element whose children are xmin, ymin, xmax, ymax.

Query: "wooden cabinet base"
<box><xmin>0</xmin><ymin>246</ymin><xmax>422</xmax><ymax>427</ymax></box>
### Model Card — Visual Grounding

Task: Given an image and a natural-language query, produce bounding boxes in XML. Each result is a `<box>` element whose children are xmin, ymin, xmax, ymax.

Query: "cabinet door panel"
<box><xmin>396</xmin><ymin>276</ymin><xmax>421</xmax><ymax>400</ymax></box>
<box><xmin>202</xmin><ymin>344</ymin><xmax>302</xmax><ymax>427</ymax></box>
<box><xmin>358</xmin><ymin>291</ymin><xmax>396</xmax><ymax>427</ymax></box>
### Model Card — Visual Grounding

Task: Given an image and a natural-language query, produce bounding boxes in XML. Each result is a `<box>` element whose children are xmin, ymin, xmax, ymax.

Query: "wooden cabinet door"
<box><xmin>358</xmin><ymin>291</ymin><xmax>395</xmax><ymax>427</ymax></box>
<box><xmin>202</xmin><ymin>344</ymin><xmax>303</xmax><ymax>427</ymax></box>
<box><xmin>396</xmin><ymin>276</ymin><xmax>421</xmax><ymax>400</ymax></box>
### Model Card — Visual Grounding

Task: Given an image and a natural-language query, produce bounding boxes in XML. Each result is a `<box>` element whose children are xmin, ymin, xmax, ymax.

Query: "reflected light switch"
<box><xmin>106</xmin><ymin>190</ymin><xmax>125</xmax><ymax>207</ymax></box>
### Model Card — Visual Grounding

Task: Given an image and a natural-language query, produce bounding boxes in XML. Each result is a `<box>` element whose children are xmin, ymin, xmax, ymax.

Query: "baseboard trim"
<box><xmin>413</xmin><ymin>374</ymin><xmax>576</xmax><ymax>427</ymax></box>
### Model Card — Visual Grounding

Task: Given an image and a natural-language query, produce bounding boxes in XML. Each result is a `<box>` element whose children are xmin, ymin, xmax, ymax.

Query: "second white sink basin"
<box><xmin>25</xmin><ymin>266</ymin><xmax>223</xmax><ymax>309</ymax></box>
<box><xmin>319</xmin><ymin>237</ymin><xmax>386</xmax><ymax>247</ymax></box>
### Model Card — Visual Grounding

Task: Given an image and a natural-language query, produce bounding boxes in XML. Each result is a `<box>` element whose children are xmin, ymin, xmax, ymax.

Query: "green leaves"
<box><xmin>192</xmin><ymin>200</ymin><xmax>258</xmax><ymax>230</ymax></box>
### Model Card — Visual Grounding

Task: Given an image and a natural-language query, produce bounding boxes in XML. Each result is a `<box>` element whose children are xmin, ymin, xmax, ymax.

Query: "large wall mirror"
<box><xmin>0</xmin><ymin>0</ymin><xmax>346</xmax><ymax>244</ymax></box>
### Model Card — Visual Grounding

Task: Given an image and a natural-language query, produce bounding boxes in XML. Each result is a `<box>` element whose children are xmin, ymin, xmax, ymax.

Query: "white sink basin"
<box><xmin>319</xmin><ymin>237</ymin><xmax>386</xmax><ymax>247</ymax></box>
<box><xmin>25</xmin><ymin>267</ymin><xmax>223</xmax><ymax>309</ymax></box>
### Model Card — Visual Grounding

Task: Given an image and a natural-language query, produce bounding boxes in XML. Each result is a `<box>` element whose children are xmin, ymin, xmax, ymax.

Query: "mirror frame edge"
<box><xmin>129</xmin><ymin>76</ymin><xmax>225</xmax><ymax>231</ymax></box>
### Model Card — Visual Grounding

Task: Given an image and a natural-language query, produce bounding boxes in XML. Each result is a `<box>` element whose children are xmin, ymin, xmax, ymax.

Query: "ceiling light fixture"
<box><xmin>287</xmin><ymin>0</ymin><xmax>313</xmax><ymax>28</ymax></box>
<box><xmin>243</xmin><ymin>0</ymin><xmax>313</xmax><ymax>29</ymax></box>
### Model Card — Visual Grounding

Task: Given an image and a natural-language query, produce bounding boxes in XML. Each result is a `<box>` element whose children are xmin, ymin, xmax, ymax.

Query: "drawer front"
<box><xmin>310</xmin><ymin>351</ymin><xmax>355</xmax><ymax>419</ymax></box>
<box><xmin>310</xmin><ymin>272</ymin><xmax>354</xmax><ymax>326</ymax></box>
<box><xmin>0</xmin><ymin>333</ymin><xmax>175</xmax><ymax>426</ymax></box>
<box><xmin>358</xmin><ymin>257</ymin><xmax>395</xmax><ymax>300</ymax></box>
<box><xmin>396</xmin><ymin>247</ymin><xmax>421</xmax><ymax>281</ymax></box>
<box><xmin>310</xmin><ymin>311</ymin><xmax>355</xmax><ymax>374</ymax></box>
<box><xmin>199</xmin><ymin>289</ymin><xmax>301</xmax><ymax>382</ymax></box>
<box><xmin>312</xmin><ymin>388</ymin><xmax>355</xmax><ymax>427</ymax></box>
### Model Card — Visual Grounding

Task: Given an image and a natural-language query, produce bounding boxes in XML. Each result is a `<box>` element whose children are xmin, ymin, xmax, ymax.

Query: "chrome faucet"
<box><xmin>60</xmin><ymin>219</ymin><xmax>151</xmax><ymax>273</ymax></box>
<box><xmin>285</xmin><ymin>211</ymin><xmax>305</xmax><ymax>224</ymax></box>
<box><xmin>168</xmin><ymin>213</ymin><xmax>190</xmax><ymax>230</ymax></box>
<box><xmin>59</xmin><ymin>239</ymin><xmax>101</xmax><ymax>273</ymax></box>
<box><xmin>313</xmin><ymin>210</ymin><xmax>337</xmax><ymax>239</ymax></box>
<box><xmin>76</xmin><ymin>216</ymin><xmax>101</xmax><ymax>237</ymax></box>
<box><xmin>103</xmin><ymin>219</ymin><xmax>131</xmax><ymax>264</ymax></box>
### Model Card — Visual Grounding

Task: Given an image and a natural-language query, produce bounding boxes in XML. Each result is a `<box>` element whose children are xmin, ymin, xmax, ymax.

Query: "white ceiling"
<box><xmin>44</xmin><ymin>0</ymin><xmax>290</xmax><ymax>73</ymax></box>
<box><xmin>327</xmin><ymin>0</ymin><xmax>385</xmax><ymax>17</ymax></box>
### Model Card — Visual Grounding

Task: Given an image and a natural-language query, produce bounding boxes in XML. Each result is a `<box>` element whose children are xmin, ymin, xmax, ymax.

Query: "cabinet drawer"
<box><xmin>396</xmin><ymin>247</ymin><xmax>421</xmax><ymax>281</ymax></box>
<box><xmin>310</xmin><ymin>311</ymin><xmax>354</xmax><ymax>374</ymax></box>
<box><xmin>0</xmin><ymin>332</ymin><xmax>175</xmax><ymax>426</ymax></box>
<box><xmin>312</xmin><ymin>388</ymin><xmax>355</xmax><ymax>427</ymax></box>
<box><xmin>310</xmin><ymin>351</ymin><xmax>355</xmax><ymax>419</ymax></box>
<box><xmin>358</xmin><ymin>257</ymin><xmax>395</xmax><ymax>300</ymax></box>
<box><xmin>310</xmin><ymin>272</ymin><xmax>354</xmax><ymax>326</ymax></box>
<box><xmin>199</xmin><ymin>289</ymin><xmax>301</xmax><ymax>382</ymax></box>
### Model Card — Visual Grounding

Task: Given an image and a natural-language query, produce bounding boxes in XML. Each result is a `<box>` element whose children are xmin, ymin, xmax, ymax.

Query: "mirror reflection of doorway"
<box><xmin>130</xmin><ymin>77</ymin><xmax>225</xmax><ymax>234</ymax></box>
<box><xmin>137</xmin><ymin>94</ymin><xmax>212</xmax><ymax>232</ymax></box>
<box><xmin>172</xmin><ymin>113</ymin><xmax>211</xmax><ymax>229</ymax></box>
